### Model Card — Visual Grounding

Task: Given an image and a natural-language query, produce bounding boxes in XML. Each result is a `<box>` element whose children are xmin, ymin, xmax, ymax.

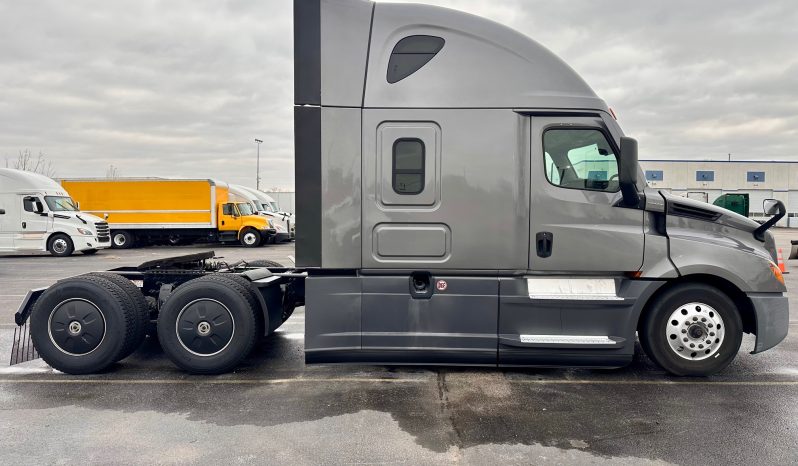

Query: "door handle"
<box><xmin>22</xmin><ymin>222</ymin><xmax>26</xmax><ymax>229</ymax></box>
<box><xmin>536</xmin><ymin>231</ymin><xmax>553</xmax><ymax>258</ymax></box>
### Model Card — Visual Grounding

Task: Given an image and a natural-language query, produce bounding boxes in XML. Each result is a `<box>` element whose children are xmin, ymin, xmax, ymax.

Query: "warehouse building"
<box><xmin>639</xmin><ymin>160</ymin><xmax>798</xmax><ymax>227</ymax></box>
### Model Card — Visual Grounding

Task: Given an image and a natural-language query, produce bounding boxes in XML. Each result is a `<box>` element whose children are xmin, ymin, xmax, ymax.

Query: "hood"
<box><xmin>659</xmin><ymin>190</ymin><xmax>777</xmax><ymax>262</ymax></box>
<box><xmin>53</xmin><ymin>211</ymin><xmax>107</xmax><ymax>225</ymax></box>
<box><xmin>660</xmin><ymin>191</ymin><xmax>760</xmax><ymax>232</ymax></box>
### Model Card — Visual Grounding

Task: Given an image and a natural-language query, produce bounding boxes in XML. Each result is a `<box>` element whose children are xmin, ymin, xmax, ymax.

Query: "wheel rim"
<box><xmin>243</xmin><ymin>232</ymin><xmax>257</xmax><ymax>245</ymax></box>
<box><xmin>113</xmin><ymin>234</ymin><xmax>126</xmax><ymax>247</ymax></box>
<box><xmin>175</xmin><ymin>298</ymin><xmax>235</xmax><ymax>357</ymax></box>
<box><xmin>48</xmin><ymin>298</ymin><xmax>106</xmax><ymax>356</ymax></box>
<box><xmin>52</xmin><ymin>238</ymin><xmax>69</xmax><ymax>254</ymax></box>
<box><xmin>666</xmin><ymin>302</ymin><xmax>725</xmax><ymax>361</ymax></box>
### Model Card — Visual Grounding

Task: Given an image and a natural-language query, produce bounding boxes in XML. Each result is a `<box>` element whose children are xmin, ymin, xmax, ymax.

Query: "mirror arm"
<box><xmin>754</xmin><ymin>200</ymin><xmax>785</xmax><ymax>241</ymax></box>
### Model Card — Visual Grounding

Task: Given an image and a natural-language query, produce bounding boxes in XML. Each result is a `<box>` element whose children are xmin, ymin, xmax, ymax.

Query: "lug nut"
<box><xmin>710</xmin><ymin>332</ymin><xmax>715</xmax><ymax>337</ymax></box>
<box><xmin>682</xmin><ymin>329</ymin><xmax>687</xmax><ymax>334</ymax></box>
<box><xmin>708</xmin><ymin>323</ymin><xmax>714</xmax><ymax>328</ymax></box>
<box><xmin>683</xmin><ymin>337</ymin><xmax>689</xmax><ymax>342</ymax></box>
<box><xmin>699</xmin><ymin>344</ymin><xmax>704</xmax><ymax>349</ymax></box>
<box><xmin>701</xmin><ymin>318</ymin><xmax>707</xmax><ymax>322</ymax></box>
<box><xmin>690</xmin><ymin>343</ymin><xmax>695</xmax><ymax>348</ymax></box>
<box><xmin>693</xmin><ymin>317</ymin><xmax>698</xmax><ymax>321</ymax></box>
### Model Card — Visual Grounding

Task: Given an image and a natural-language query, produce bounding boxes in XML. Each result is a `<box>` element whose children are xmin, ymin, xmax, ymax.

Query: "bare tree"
<box><xmin>106</xmin><ymin>164</ymin><xmax>121</xmax><ymax>179</ymax></box>
<box><xmin>9</xmin><ymin>149</ymin><xmax>56</xmax><ymax>177</ymax></box>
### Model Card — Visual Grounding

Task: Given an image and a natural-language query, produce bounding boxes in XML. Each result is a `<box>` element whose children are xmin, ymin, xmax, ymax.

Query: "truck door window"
<box><xmin>392</xmin><ymin>138</ymin><xmax>425</xmax><ymax>195</ymax></box>
<box><xmin>542</xmin><ymin>128</ymin><xmax>619</xmax><ymax>192</ymax></box>
<box><xmin>222</xmin><ymin>203</ymin><xmax>235</xmax><ymax>216</ymax></box>
<box><xmin>22</xmin><ymin>196</ymin><xmax>41</xmax><ymax>213</ymax></box>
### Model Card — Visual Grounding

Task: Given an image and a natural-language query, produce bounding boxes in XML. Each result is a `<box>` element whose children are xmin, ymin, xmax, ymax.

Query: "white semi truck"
<box><xmin>0</xmin><ymin>169</ymin><xmax>111</xmax><ymax>256</ymax></box>
<box><xmin>231</xmin><ymin>185</ymin><xmax>294</xmax><ymax>242</ymax></box>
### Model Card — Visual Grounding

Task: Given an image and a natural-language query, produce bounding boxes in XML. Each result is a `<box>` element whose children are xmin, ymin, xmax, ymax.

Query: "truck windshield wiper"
<box><xmin>75</xmin><ymin>214</ymin><xmax>88</xmax><ymax>224</ymax></box>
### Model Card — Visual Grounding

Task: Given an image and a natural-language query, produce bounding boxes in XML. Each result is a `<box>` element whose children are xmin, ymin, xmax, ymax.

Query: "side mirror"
<box><xmin>34</xmin><ymin>201</ymin><xmax>44</xmax><ymax>214</ymax></box>
<box><xmin>754</xmin><ymin>199</ymin><xmax>786</xmax><ymax>241</ymax></box>
<box><xmin>619</xmin><ymin>137</ymin><xmax>641</xmax><ymax>208</ymax></box>
<box><xmin>763</xmin><ymin>199</ymin><xmax>780</xmax><ymax>216</ymax></box>
<box><xmin>0</xmin><ymin>209</ymin><xmax>5</xmax><ymax>215</ymax></box>
<box><xmin>75</xmin><ymin>201</ymin><xmax>80</xmax><ymax>210</ymax></box>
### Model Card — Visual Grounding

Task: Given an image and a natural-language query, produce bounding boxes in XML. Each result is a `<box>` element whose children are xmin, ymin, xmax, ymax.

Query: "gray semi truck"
<box><xmin>10</xmin><ymin>0</ymin><xmax>789</xmax><ymax>377</ymax></box>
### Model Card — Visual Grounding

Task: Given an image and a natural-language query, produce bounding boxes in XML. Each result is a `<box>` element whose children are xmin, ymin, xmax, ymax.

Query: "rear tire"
<box><xmin>239</xmin><ymin>228</ymin><xmax>261</xmax><ymax>248</ymax></box>
<box><xmin>29</xmin><ymin>276</ymin><xmax>137</xmax><ymax>374</ymax></box>
<box><xmin>247</xmin><ymin>259</ymin><xmax>284</xmax><ymax>268</ymax></box>
<box><xmin>48</xmin><ymin>234</ymin><xmax>74</xmax><ymax>257</ymax></box>
<box><xmin>157</xmin><ymin>274</ymin><xmax>258</xmax><ymax>374</ymax></box>
<box><xmin>111</xmin><ymin>230</ymin><xmax>135</xmax><ymax>249</ymax></box>
<box><xmin>85</xmin><ymin>272</ymin><xmax>149</xmax><ymax>360</ymax></box>
<box><xmin>640</xmin><ymin>283</ymin><xmax>743</xmax><ymax>376</ymax></box>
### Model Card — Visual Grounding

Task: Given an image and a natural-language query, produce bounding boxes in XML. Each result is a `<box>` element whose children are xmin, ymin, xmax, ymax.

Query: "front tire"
<box><xmin>640</xmin><ymin>283</ymin><xmax>743</xmax><ymax>376</ymax></box>
<box><xmin>157</xmin><ymin>275</ymin><xmax>258</xmax><ymax>374</ymax></box>
<box><xmin>239</xmin><ymin>228</ymin><xmax>261</xmax><ymax>248</ymax></box>
<box><xmin>48</xmin><ymin>233</ymin><xmax>74</xmax><ymax>257</ymax></box>
<box><xmin>111</xmin><ymin>230</ymin><xmax>135</xmax><ymax>249</ymax></box>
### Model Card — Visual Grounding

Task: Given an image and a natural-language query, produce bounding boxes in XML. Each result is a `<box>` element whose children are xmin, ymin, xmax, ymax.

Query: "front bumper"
<box><xmin>749</xmin><ymin>292</ymin><xmax>789</xmax><ymax>353</ymax></box>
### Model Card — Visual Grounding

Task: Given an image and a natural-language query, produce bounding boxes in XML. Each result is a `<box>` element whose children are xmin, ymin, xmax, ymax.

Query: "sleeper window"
<box><xmin>387</xmin><ymin>35</ymin><xmax>445</xmax><ymax>84</ymax></box>
<box><xmin>543</xmin><ymin>129</ymin><xmax>619</xmax><ymax>193</ymax></box>
<box><xmin>392</xmin><ymin>138</ymin><xmax>425</xmax><ymax>195</ymax></box>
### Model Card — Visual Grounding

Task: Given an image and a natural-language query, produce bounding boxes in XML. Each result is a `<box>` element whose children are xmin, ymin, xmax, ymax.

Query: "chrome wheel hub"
<box><xmin>243</xmin><ymin>233</ymin><xmax>257</xmax><ymax>245</ymax></box>
<box><xmin>666</xmin><ymin>302</ymin><xmax>725</xmax><ymax>361</ymax></box>
<box><xmin>68</xmin><ymin>321</ymin><xmax>82</xmax><ymax>335</ymax></box>
<box><xmin>53</xmin><ymin>239</ymin><xmax>68</xmax><ymax>254</ymax></box>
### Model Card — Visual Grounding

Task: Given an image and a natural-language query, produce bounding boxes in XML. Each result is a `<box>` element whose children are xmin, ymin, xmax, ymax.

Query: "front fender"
<box><xmin>669</xmin><ymin>235</ymin><xmax>785</xmax><ymax>293</ymax></box>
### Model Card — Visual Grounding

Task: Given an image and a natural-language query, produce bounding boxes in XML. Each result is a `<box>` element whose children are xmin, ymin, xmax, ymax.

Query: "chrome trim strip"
<box><xmin>520</xmin><ymin>335</ymin><xmax>616</xmax><ymax>345</ymax></box>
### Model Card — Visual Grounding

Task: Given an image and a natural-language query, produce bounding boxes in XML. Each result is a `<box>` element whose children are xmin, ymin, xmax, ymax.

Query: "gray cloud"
<box><xmin>1</xmin><ymin>1</ymin><xmax>796</xmax><ymax>189</ymax></box>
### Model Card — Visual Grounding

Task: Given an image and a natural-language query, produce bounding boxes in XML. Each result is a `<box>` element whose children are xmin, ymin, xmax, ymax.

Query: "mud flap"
<box><xmin>9</xmin><ymin>321</ymin><xmax>39</xmax><ymax>365</ymax></box>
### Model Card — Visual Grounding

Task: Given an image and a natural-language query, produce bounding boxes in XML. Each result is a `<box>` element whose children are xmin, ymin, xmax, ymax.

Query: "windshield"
<box><xmin>45</xmin><ymin>196</ymin><xmax>79</xmax><ymax>212</ymax></box>
<box><xmin>237</xmin><ymin>203</ymin><xmax>255</xmax><ymax>216</ymax></box>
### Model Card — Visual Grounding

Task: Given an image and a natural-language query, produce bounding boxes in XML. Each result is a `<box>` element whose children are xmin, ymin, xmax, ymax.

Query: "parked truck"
<box><xmin>230</xmin><ymin>185</ymin><xmax>294</xmax><ymax>242</ymax></box>
<box><xmin>0</xmin><ymin>168</ymin><xmax>111</xmax><ymax>256</ymax></box>
<box><xmin>10</xmin><ymin>0</ymin><xmax>788</xmax><ymax>377</ymax></box>
<box><xmin>61</xmin><ymin>178</ymin><xmax>276</xmax><ymax>248</ymax></box>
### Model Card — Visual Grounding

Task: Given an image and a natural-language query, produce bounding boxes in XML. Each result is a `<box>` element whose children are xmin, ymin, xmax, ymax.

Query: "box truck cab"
<box><xmin>0</xmin><ymin>168</ymin><xmax>110</xmax><ymax>256</ymax></box>
<box><xmin>10</xmin><ymin>0</ymin><xmax>789</xmax><ymax>378</ymax></box>
<box><xmin>230</xmin><ymin>185</ymin><xmax>294</xmax><ymax>242</ymax></box>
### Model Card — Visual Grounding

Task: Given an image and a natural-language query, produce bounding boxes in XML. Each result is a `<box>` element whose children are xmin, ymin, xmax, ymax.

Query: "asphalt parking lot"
<box><xmin>1</xmin><ymin>234</ymin><xmax>797</xmax><ymax>465</ymax></box>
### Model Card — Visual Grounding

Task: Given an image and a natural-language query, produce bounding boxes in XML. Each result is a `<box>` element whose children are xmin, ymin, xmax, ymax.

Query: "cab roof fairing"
<box><xmin>363</xmin><ymin>2</ymin><xmax>608</xmax><ymax>110</ymax></box>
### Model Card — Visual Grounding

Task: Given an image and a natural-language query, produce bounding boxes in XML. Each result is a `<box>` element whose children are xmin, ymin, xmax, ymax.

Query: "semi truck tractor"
<box><xmin>0</xmin><ymin>168</ymin><xmax>111</xmax><ymax>256</ymax></box>
<box><xmin>230</xmin><ymin>185</ymin><xmax>294</xmax><ymax>242</ymax></box>
<box><xmin>10</xmin><ymin>0</ymin><xmax>788</xmax><ymax>377</ymax></box>
<box><xmin>61</xmin><ymin>178</ymin><xmax>276</xmax><ymax>248</ymax></box>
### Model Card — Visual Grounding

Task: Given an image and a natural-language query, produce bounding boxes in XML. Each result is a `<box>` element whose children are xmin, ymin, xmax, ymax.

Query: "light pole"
<box><xmin>254</xmin><ymin>138</ymin><xmax>263</xmax><ymax>190</ymax></box>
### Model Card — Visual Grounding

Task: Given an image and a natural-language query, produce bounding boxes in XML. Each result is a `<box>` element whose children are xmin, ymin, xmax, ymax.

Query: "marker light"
<box><xmin>769</xmin><ymin>262</ymin><xmax>785</xmax><ymax>286</ymax></box>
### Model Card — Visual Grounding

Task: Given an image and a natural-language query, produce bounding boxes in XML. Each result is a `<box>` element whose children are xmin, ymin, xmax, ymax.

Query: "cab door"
<box><xmin>17</xmin><ymin>195</ymin><xmax>50</xmax><ymax>251</ymax></box>
<box><xmin>528</xmin><ymin>116</ymin><xmax>644</xmax><ymax>272</ymax></box>
<box><xmin>217</xmin><ymin>203</ymin><xmax>242</xmax><ymax>232</ymax></box>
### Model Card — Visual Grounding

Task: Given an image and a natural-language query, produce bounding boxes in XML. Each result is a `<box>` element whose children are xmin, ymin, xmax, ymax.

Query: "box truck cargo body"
<box><xmin>61</xmin><ymin>179</ymin><xmax>275</xmax><ymax>248</ymax></box>
<box><xmin>11</xmin><ymin>0</ymin><xmax>788</xmax><ymax>378</ymax></box>
<box><xmin>0</xmin><ymin>169</ymin><xmax>111</xmax><ymax>256</ymax></box>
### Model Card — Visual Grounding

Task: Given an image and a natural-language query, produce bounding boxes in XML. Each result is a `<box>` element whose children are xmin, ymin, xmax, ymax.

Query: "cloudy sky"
<box><xmin>1</xmin><ymin>0</ymin><xmax>796</xmax><ymax>189</ymax></box>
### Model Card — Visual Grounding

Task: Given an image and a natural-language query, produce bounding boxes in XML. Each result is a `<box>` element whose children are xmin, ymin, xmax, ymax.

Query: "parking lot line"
<box><xmin>0</xmin><ymin>378</ymin><xmax>796</xmax><ymax>386</ymax></box>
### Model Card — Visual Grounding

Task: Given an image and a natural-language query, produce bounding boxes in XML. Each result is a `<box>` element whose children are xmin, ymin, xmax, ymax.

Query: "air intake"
<box><xmin>668</xmin><ymin>202</ymin><xmax>722</xmax><ymax>222</ymax></box>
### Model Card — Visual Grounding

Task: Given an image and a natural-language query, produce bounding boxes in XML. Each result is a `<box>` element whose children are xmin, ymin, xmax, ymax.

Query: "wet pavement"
<box><xmin>1</xmin><ymin>235</ymin><xmax>797</xmax><ymax>465</ymax></box>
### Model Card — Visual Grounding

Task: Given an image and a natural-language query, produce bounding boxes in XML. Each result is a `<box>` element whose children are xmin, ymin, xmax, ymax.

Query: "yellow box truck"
<box><xmin>60</xmin><ymin>178</ymin><xmax>275</xmax><ymax>248</ymax></box>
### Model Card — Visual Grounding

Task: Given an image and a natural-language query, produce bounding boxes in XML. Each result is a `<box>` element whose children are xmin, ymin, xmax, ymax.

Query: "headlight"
<box><xmin>77</xmin><ymin>228</ymin><xmax>93</xmax><ymax>235</ymax></box>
